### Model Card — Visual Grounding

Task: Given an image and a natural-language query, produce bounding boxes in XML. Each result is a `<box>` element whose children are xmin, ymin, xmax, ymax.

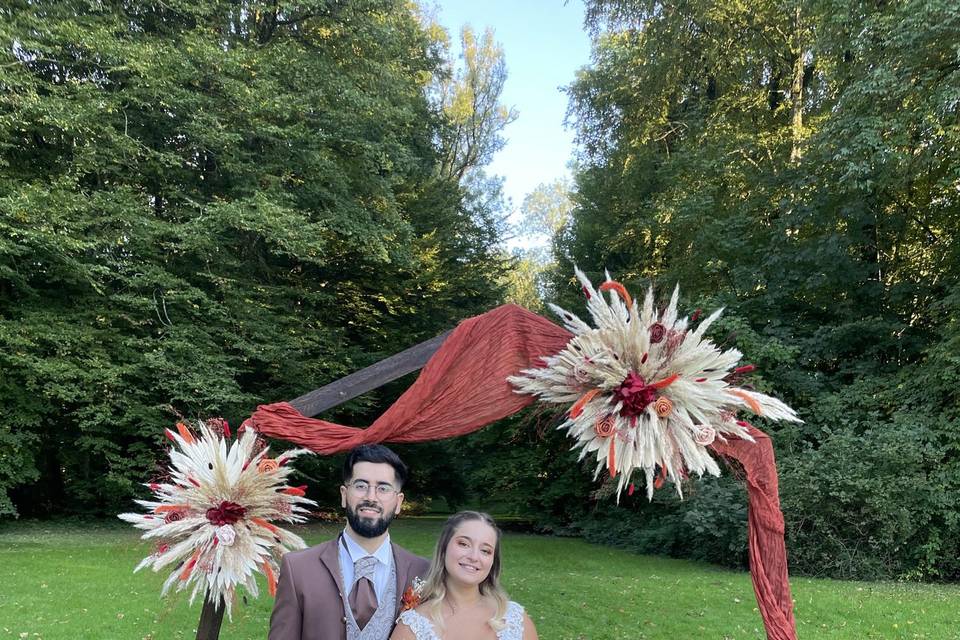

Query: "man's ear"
<box><xmin>394</xmin><ymin>492</ymin><xmax>404</xmax><ymax>515</ymax></box>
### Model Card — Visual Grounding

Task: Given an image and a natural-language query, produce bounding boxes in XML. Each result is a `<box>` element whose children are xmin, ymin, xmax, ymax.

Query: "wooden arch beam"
<box><xmin>288</xmin><ymin>331</ymin><xmax>451</xmax><ymax>417</ymax></box>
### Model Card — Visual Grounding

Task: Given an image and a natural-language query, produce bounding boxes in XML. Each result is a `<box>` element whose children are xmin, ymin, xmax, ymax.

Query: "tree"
<box><xmin>433</xmin><ymin>25</ymin><xmax>519</xmax><ymax>184</ymax></box>
<box><xmin>518</xmin><ymin>178</ymin><xmax>574</xmax><ymax>241</ymax></box>
<box><xmin>547</xmin><ymin>0</ymin><xmax>960</xmax><ymax>579</ymax></box>
<box><xmin>0</xmin><ymin>0</ymin><xmax>509</xmax><ymax>517</ymax></box>
<box><xmin>500</xmin><ymin>178</ymin><xmax>576</xmax><ymax>311</ymax></box>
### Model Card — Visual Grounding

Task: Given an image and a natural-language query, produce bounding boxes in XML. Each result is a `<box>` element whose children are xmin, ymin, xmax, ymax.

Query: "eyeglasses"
<box><xmin>345</xmin><ymin>479</ymin><xmax>399</xmax><ymax>498</ymax></box>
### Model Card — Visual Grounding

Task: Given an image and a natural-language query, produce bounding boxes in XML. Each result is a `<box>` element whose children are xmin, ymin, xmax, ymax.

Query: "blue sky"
<box><xmin>432</xmin><ymin>0</ymin><xmax>592</xmax><ymax>217</ymax></box>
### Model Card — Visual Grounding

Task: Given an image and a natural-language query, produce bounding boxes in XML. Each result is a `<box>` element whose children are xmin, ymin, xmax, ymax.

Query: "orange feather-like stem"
<box><xmin>251</xmin><ymin>517</ymin><xmax>280</xmax><ymax>534</ymax></box>
<box><xmin>727</xmin><ymin>389</ymin><xmax>763</xmax><ymax>415</ymax></box>
<box><xmin>654</xmin><ymin>464</ymin><xmax>667</xmax><ymax>489</ymax></box>
<box><xmin>608</xmin><ymin>439</ymin><xmax>616</xmax><ymax>477</ymax></box>
<box><xmin>180</xmin><ymin>548</ymin><xmax>202</xmax><ymax>581</ymax></box>
<box><xmin>176</xmin><ymin>422</ymin><xmax>195</xmax><ymax>444</ymax></box>
<box><xmin>650</xmin><ymin>373</ymin><xmax>679</xmax><ymax>389</ymax></box>
<box><xmin>570</xmin><ymin>389</ymin><xmax>601</xmax><ymax>418</ymax></box>
<box><xmin>263</xmin><ymin>561</ymin><xmax>277</xmax><ymax>597</ymax></box>
<box><xmin>598</xmin><ymin>281</ymin><xmax>633</xmax><ymax>308</ymax></box>
<box><xmin>154</xmin><ymin>504</ymin><xmax>191</xmax><ymax>513</ymax></box>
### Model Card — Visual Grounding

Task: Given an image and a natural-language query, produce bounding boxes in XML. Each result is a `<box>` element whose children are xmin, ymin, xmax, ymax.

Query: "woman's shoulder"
<box><xmin>397</xmin><ymin>606</ymin><xmax>437</xmax><ymax>639</ymax></box>
<box><xmin>506</xmin><ymin>601</ymin><xmax>538</xmax><ymax>640</ymax></box>
<box><xmin>503</xmin><ymin>601</ymin><xmax>526</xmax><ymax>629</ymax></box>
<box><xmin>494</xmin><ymin>601</ymin><xmax>532</xmax><ymax>640</ymax></box>
<box><xmin>398</xmin><ymin>605</ymin><xmax>429</xmax><ymax>623</ymax></box>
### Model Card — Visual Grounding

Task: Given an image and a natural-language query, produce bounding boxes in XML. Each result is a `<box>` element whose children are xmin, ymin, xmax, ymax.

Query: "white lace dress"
<box><xmin>397</xmin><ymin>601</ymin><xmax>525</xmax><ymax>640</ymax></box>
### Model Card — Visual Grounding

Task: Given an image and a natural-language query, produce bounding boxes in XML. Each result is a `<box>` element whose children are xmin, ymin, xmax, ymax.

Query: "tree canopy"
<box><xmin>0</xmin><ymin>0</ymin><xmax>510</xmax><ymax>517</ymax></box>
<box><xmin>532</xmin><ymin>0</ymin><xmax>960</xmax><ymax>580</ymax></box>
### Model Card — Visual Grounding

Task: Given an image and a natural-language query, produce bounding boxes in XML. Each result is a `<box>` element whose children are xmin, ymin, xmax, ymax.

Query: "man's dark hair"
<box><xmin>342</xmin><ymin>444</ymin><xmax>408</xmax><ymax>488</ymax></box>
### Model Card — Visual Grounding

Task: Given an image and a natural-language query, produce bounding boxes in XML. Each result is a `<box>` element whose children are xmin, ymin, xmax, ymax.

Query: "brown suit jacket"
<box><xmin>268</xmin><ymin>536</ymin><xmax>430</xmax><ymax>640</ymax></box>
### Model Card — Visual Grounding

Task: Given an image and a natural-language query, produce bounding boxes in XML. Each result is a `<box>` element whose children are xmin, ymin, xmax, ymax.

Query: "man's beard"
<box><xmin>346</xmin><ymin>501</ymin><xmax>395</xmax><ymax>538</ymax></box>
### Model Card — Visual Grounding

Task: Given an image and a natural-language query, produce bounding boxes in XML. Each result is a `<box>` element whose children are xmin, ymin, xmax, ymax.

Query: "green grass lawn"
<box><xmin>1</xmin><ymin>519</ymin><xmax>957</xmax><ymax>639</ymax></box>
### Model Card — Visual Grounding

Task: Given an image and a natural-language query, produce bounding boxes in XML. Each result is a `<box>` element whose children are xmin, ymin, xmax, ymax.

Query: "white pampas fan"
<box><xmin>119</xmin><ymin>421</ymin><xmax>315</xmax><ymax>619</ymax></box>
<box><xmin>509</xmin><ymin>268</ymin><xmax>800</xmax><ymax>500</ymax></box>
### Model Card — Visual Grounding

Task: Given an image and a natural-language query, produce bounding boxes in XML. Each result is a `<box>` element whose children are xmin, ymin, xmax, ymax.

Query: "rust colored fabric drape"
<box><xmin>712</xmin><ymin>429</ymin><xmax>796</xmax><ymax>640</ymax></box>
<box><xmin>247</xmin><ymin>304</ymin><xmax>796</xmax><ymax>640</ymax></box>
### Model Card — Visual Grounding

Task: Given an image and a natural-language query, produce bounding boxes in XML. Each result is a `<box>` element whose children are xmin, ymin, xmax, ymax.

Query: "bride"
<box><xmin>390</xmin><ymin>511</ymin><xmax>538</xmax><ymax>640</ymax></box>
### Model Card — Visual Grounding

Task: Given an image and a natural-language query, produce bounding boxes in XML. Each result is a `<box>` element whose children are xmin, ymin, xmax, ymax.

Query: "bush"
<box><xmin>576</xmin><ymin>474</ymin><xmax>749</xmax><ymax>568</ymax></box>
<box><xmin>780</xmin><ymin>412</ymin><xmax>960</xmax><ymax>580</ymax></box>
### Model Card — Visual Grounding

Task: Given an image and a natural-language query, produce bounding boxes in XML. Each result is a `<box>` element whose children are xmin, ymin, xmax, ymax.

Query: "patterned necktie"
<box><xmin>349</xmin><ymin>555</ymin><xmax>379</xmax><ymax>629</ymax></box>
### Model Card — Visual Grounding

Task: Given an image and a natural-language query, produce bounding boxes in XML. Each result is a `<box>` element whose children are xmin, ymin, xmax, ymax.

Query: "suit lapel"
<box><xmin>319</xmin><ymin>537</ymin><xmax>347</xmax><ymax>599</ymax></box>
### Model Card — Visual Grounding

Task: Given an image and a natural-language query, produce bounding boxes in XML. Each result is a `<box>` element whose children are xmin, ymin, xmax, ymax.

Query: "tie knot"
<box><xmin>354</xmin><ymin>555</ymin><xmax>378</xmax><ymax>580</ymax></box>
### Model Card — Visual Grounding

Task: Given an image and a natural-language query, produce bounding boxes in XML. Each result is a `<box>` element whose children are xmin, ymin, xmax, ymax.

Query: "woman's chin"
<box><xmin>447</xmin><ymin>567</ymin><xmax>489</xmax><ymax>587</ymax></box>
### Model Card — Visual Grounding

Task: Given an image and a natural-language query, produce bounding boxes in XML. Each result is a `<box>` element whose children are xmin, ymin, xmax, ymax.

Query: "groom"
<box><xmin>269</xmin><ymin>444</ymin><xmax>429</xmax><ymax>640</ymax></box>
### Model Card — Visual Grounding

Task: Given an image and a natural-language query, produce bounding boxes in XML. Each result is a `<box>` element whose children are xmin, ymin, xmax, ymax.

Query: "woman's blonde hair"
<box><xmin>418</xmin><ymin>511</ymin><xmax>510</xmax><ymax>632</ymax></box>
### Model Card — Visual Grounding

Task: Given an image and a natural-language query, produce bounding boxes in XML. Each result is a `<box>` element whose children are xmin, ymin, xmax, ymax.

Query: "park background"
<box><xmin>1</xmin><ymin>0</ymin><xmax>959</xmax><ymax>637</ymax></box>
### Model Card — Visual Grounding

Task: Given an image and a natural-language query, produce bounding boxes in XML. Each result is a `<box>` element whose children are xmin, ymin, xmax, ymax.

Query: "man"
<box><xmin>269</xmin><ymin>444</ymin><xmax>429</xmax><ymax>640</ymax></box>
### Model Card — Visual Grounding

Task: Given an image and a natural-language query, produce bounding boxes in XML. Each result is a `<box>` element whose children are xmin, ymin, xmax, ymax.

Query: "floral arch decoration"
<box><xmin>124</xmin><ymin>270</ymin><xmax>799</xmax><ymax>640</ymax></box>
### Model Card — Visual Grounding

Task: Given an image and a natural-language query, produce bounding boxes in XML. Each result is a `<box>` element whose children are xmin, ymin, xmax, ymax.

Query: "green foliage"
<box><xmin>453</xmin><ymin>408</ymin><xmax>596</xmax><ymax>527</ymax></box>
<box><xmin>0</xmin><ymin>1</ymin><xmax>508</xmax><ymax>517</ymax></box>
<box><xmin>432</xmin><ymin>25</ymin><xmax>519</xmax><ymax>183</ymax></box>
<box><xmin>779</xmin><ymin>375</ymin><xmax>960</xmax><ymax>580</ymax></box>
<box><xmin>578</xmin><ymin>475</ymin><xmax>749</xmax><ymax>568</ymax></box>
<box><xmin>3</xmin><ymin>0</ymin><xmax>958</xmax><ymax>588</ymax></box>
<box><xmin>533</xmin><ymin>0</ymin><xmax>960</xmax><ymax>579</ymax></box>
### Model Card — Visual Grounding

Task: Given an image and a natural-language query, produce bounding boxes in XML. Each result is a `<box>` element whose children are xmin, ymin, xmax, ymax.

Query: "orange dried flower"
<box><xmin>257</xmin><ymin>458</ymin><xmax>280</xmax><ymax>473</ymax></box>
<box><xmin>598</xmin><ymin>280</ymin><xmax>633</xmax><ymax>308</ymax></box>
<box><xmin>401</xmin><ymin>585</ymin><xmax>420</xmax><ymax>612</ymax></box>
<box><xmin>570</xmin><ymin>389</ymin><xmax>601</xmax><ymax>418</ymax></box>
<box><xmin>263</xmin><ymin>561</ymin><xmax>277</xmax><ymax>597</ymax></box>
<box><xmin>594</xmin><ymin>414</ymin><xmax>616</xmax><ymax>438</ymax></box>
<box><xmin>176</xmin><ymin>422</ymin><xmax>196</xmax><ymax>444</ymax></box>
<box><xmin>654</xmin><ymin>396</ymin><xmax>674</xmax><ymax>418</ymax></box>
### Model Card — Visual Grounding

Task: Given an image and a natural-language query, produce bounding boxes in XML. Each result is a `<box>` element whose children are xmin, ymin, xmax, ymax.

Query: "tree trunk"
<box><xmin>789</xmin><ymin>5</ymin><xmax>804</xmax><ymax>162</ymax></box>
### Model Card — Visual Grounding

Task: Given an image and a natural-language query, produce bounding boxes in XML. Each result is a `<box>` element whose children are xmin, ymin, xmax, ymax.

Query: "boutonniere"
<box><xmin>400</xmin><ymin>577</ymin><xmax>425</xmax><ymax>612</ymax></box>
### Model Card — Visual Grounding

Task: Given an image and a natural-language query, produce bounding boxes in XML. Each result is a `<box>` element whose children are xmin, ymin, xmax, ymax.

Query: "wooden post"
<box><xmin>196</xmin><ymin>595</ymin><xmax>225</xmax><ymax>640</ymax></box>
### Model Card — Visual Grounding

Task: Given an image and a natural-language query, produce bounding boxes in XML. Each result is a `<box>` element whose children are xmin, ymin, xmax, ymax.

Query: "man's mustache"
<box><xmin>356</xmin><ymin>501</ymin><xmax>382</xmax><ymax>514</ymax></box>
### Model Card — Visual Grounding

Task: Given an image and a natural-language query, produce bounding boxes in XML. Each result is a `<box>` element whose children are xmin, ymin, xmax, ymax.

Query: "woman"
<box><xmin>390</xmin><ymin>511</ymin><xmax>538</xmax><ymax>640</ymax></box>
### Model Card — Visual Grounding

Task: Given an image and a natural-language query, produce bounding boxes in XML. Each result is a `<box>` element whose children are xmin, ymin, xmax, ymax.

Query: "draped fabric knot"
<box><xmin>349</xmin><ymin>556</ymin><xmax>379</xmax><ymax>629</ymax></box>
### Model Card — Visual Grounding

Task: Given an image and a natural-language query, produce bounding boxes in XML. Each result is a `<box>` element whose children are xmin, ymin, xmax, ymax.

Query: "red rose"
<box><xmin>612</xmin><ymin>371</ymin><xmax>657</xmax><ymax>418</ymax></box>
<box><xmin>649</xmin><ymin>323</ymin><xmax>666</xmax><ymax>343</ymax></box>
<box><xmin>164</xmin><ymin>511</ymin><xmax>185</xmax><ymax>524</ymax></box>
<box><xmin>206</xmin><ymin>501</ymin><xmax>247</xmax><ymax>526</ymax></box>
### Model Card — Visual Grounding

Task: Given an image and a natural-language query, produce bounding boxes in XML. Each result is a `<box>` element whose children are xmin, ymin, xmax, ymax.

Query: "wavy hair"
<box><xmin>418</xmin><ymin>511</ymin><xmax>510</xmax><ymax>632</ymax></box>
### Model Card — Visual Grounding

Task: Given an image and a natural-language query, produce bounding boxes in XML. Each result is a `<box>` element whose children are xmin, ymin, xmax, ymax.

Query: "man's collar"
<box><xmin>341</xmin><ymin>528</ymin><xmax>392</xmax><ymax>565</ymax></box>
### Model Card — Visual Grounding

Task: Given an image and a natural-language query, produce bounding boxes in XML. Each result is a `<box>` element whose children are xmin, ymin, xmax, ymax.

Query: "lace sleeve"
<box><xmin>397</xmin><ymin>609</ymin><xmax>439</xmax><ymax>640</ymax></box>
<box><xmin>498</xmin><ymin>601</ymin><xmax>526</xmax><ymax>640</ymax></box>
